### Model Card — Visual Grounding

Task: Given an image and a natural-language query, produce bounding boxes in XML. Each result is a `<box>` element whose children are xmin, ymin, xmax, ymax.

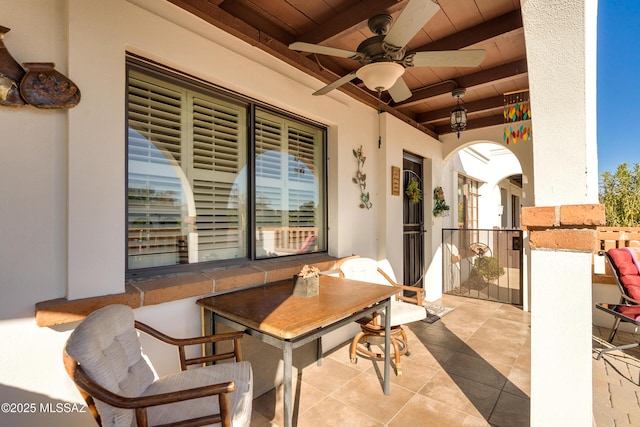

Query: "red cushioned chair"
<box><xmin>604</xmin><ymin>248</ymin><xmax>640</xmax><ymax>342</ymax></box>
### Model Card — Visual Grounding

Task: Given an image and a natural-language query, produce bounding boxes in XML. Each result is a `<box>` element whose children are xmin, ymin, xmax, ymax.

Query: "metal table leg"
<box><xmin>283</xmin><ymin>341</ymin><xmax>293</xmax><ymax>427</ymax></box>
<box><xmin>384</xmin><ymin>299</ymin><xmax>390</xmax><ymax>395</ymax></box>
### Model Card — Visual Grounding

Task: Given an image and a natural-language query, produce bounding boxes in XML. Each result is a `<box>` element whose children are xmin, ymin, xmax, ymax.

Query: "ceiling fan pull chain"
<box><xmin>378</xmin><ymin>89</ymin><xmax>382</xmax><ymax>149</ymax></box>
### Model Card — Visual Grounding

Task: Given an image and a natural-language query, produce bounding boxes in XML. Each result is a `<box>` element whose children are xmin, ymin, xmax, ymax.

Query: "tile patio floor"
<box><xmin>249</xmin><ymin>294</ymin><xmax>640</xmax><ymax>426</ymax></box>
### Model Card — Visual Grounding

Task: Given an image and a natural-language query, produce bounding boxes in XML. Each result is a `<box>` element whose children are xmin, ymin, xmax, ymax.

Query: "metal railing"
<box><xmin>442</xmin><ymin>228</ymin><xmax>523</xmax><ymax>305</ymax></box>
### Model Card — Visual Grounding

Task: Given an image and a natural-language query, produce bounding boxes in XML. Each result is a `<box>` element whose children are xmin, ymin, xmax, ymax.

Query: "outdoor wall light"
<box><xmin>450</xmin><ymin>88</ymin><xmax>467</xmax><ymax>139</ymax></box>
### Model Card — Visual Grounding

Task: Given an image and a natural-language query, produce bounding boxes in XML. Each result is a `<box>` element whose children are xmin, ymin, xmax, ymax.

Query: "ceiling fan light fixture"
<box><xmin>450</xmin><ymin>88</ymin><xmax>467</xmax><ymax>139</ymax></box>
<box><xmin>356</xmin><ymin>62</ymin><xmax>405</xmax><ymax>92</ymax></box>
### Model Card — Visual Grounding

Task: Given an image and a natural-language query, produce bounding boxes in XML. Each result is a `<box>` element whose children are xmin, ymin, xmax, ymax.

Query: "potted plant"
<box><xmin>471</xmin><ymin>256</ymin><xmax>505</xmax><ymax>282</ymax></box>
<box><xmin>293</xmin><ymin>264</ymin><xmax>320</xmax><ymax>297</ymax></box>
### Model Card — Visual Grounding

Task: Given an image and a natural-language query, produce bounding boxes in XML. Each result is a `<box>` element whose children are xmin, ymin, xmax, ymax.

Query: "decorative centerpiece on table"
<box><xmin>293</xmin><ymin>265</ymin><xmax>320</xmax><ymax>297</ymax></box>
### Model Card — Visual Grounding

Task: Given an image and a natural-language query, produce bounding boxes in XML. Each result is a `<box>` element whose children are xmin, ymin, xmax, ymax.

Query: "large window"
<box><xmin>126</xmin><ymin>61</ymin><xmax>326</xmax><ymax>273</ymax></box>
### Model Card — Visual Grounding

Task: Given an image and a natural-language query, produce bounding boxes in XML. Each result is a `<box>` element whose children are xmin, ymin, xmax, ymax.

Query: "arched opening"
<box><xmin>440</xmin><ymin>140</ymin><xmax>528</xmax><ymax>305</ymax></box>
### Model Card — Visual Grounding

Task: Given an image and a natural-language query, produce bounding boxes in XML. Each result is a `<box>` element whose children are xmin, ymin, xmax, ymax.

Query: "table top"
<box><xmin>197</xmin><ymin>275</ymin><xmax>397</xmax><ymax>339</ymax></box>
<box><xmin>596</xmin><ymin>303</ymin><xmax>640</xmax><ymax>325</ymax></box>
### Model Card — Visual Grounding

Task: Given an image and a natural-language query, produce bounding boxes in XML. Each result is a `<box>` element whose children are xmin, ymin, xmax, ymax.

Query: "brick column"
<box><xmin>521</xmin><ymin>204</ymin><xmax>605</xmax><ymax>251</ymax></box>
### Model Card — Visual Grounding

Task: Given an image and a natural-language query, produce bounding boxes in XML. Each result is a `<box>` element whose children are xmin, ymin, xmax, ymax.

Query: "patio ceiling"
<box><xmin>168</xmin><ymin>0</ymin><xmax>527</xmax><ymax>139</ymax></box>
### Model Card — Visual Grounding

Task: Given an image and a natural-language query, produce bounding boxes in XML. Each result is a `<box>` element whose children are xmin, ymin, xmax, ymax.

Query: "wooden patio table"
<box><xmin>197</xmin><ymin>275</ymin><xmax>397</xmax><ymax>427</ymax></box>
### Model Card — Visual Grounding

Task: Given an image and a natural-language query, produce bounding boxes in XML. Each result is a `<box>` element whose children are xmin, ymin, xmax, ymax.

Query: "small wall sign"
<box><xmin>391</xmin><ymin>166</ymin><xmax>401</xmax><ymax>196</ymax></box>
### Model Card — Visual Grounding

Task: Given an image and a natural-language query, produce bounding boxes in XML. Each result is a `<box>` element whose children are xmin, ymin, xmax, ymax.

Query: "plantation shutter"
<box><xmin>188</xmin><ymin>95</ymin><xmax>246</xmax><ymax>261</ymax></box>
<box><xmin>254</xmin><ymin>110</ymin><xmax>322</xmax><ymax>257</ymax></box>
<box><xmin>127</xmin><ymin>72</ymin><xmax>186</xmax><ymax>269</ymax></box>
<box><xmin>127</xmin><ymin>70</ymin><xmax>247</xmax><ymax>269</ymax></box>
<box><xmin>255</xmin><ymin>113</ymin><xmax>284</xmax><ymax>227</ymax></box>
<box><xmin>287</xmin><ymin>125</ymin><xmax>318</xmax><ymax>228</ymax></box>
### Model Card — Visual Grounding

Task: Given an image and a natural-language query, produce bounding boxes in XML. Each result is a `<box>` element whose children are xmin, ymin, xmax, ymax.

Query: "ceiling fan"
<box><xmin>289</xmin><ymin>0</ymin><xmax>485</xmax><ymax>103</ymax></box>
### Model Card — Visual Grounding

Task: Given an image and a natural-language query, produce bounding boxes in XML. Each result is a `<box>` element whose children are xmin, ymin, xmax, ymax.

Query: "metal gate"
<box><xmin>403</xmin><ymin>154</ymin><xmax>425</xmax><ymax>288</ymax></box>
<box><xmin>442</xmin><ymin>228</ymin><xmax>523</xmax><ymax>305</ymax></box>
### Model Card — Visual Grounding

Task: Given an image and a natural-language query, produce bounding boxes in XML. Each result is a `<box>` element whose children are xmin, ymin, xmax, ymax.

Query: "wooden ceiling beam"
<box><xmin>413</xmin><ymin>9</ymin><xmax>523</xmax><ymax>52</ymax></box>
<box><xmin>434</xmin><ymin>113</ymin><xmax>505</xmax><ymax>135</ymax></box>
<box><xmin>396</xmin><ymin>59</ymin><xmax>528</xmax><ymax>107</ymax></box>
<box><xmin>294</xmin><ymin>0</ymin><xmax>405</xmax><ymax>44</ymax></box>
<box><xmin>416</xmin><ymin>95</ymin><xmax>505</xmax><ymax>123</ymax></box>
<box><xmin>217</xmin><ymin>0</ymin><xmax>297</xmax><ymax>44</ymax></box>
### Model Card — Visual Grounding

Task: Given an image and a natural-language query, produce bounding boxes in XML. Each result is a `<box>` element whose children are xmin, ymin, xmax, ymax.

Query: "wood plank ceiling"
<box><xmin>168</xmin><ymin>0</ymin><xmax>527</xmax><ymax>139</ymax></box>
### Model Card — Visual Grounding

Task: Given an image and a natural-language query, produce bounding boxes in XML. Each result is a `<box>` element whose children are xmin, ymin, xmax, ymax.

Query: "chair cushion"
<box><xmin>626</xmin><ymin>247</ymin><xmax>640</xmax><ymax>272</ymax></box>
<box><xmin>609</xmin><ymin>249</ymin><xmax>640</xmax><ymax>301</ymax></box>
<box><xmin>381</xmin><ymin>300</ymin><xmax>427</xmax><ymax>327</ymax></box>
<box><xmin>620</xmin><ymin>274</ymin><xmax>640</xmax><ymax>288</ymax></box>
<box><xmin>625</xmin><ymin>283</ymin><xmax>640</xmax><ymax>301</ymax></box>
<box><xmin>144</xmin><ymin>361</ymin><xmax>253</xmax><ymax>427</ymax></box>
<box><xmin>608</xmin><ymin>248</ymin><xmax>639</xmax><ymax>276</ymax></box>
<box><xmin>65</xmin><ymin>304</ymin><xmax>156</xmax><ymax>427</ymax></box>
<box><xmin>340</xmin><ymin>258</ymin><xmax>387</xmax><ymax>285</ymax></box>
<box><xmin>619</xmin><ymin>305</ymin><xmax>640</xmax><ymax>321</ymax></box>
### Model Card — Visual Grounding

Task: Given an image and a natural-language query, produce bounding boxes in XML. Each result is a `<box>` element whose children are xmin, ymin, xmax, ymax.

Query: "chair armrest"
<box><xmin>377</xmin><ymin>268</ymin><xmax>423</xmax><ymax>306</ymax></box>
<box><xmin>135</xmin><ymin>322</ymin><xmax>245</xmax><ymax>369</ymax></box>
<box><xmin>71</xmin><ymin>361</ymin><xmax>235</xmax><ymax>408</ymax></box>
<box><xmin>63</xmin><ymin>350</ymin><xmax>235</xmax><ymax>427</ymax></box>
<box><xmin>396</xmin><ymin>292</ymin><xmax>423</xmax><ymax>306</ymax></box>
<box><xmin>621</xmin><ymin>294</ymin><xmax>640</xmax><ymax>305</ymax></box>
<box><xmin>135</xmin><ymin>322</ymin><xmax>244</xmax><ymax>346</ymax></box>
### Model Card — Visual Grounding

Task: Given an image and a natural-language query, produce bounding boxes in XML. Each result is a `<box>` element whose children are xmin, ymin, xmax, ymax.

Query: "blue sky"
<box><xmin>597</xmin><ymin>1</ymin><xmax>640</xmax><ymax>176</ymax></box>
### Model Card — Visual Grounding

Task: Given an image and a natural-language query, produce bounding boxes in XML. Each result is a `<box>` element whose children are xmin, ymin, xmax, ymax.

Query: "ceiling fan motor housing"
<box><xmin>357</xmin><ymin>35</ymin><xmax>405</xmax><ymax>63</ymax></box>
<box><xmin>368</xmin><ymin>14</ymin><xmax>393</xmax><ymax>35</ymax></box>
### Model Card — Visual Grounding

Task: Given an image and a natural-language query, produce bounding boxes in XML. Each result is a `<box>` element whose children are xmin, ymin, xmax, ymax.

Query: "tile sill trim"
<box><xmin>35</xmin><ymin>254</ymin><xmax>340</xmax><ymax>327</ymax></box>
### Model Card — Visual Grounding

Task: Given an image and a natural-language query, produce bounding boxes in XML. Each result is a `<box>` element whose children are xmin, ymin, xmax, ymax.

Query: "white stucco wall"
<box><xmin>0</xmin><ymin>0</ymin><xmax>444</xmax><ymax>424</ymax></box>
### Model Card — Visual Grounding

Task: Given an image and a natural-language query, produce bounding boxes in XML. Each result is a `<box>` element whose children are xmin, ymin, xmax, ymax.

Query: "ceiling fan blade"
<box><xmin>313</xmin><ymin>71</ymin><xmax>358</xmax><ymax>96</ymax></box>
<box><xmin>388</xmin><ymin>77</ymin><xmax>412</xmax><ymax>103</ymax></box>
<box><xmin>383</xmin><ymin>0</ymin><xmax>440</xmax><ymax>49</ymax></box>
<box><xmin>289</xmin><ymin>42</ymin><xmax>362</xmax><ymax>60</ymax></box>
<box><xmin>406</xmin><ymin>50</ymin><xmax>486</xmax><ymax>67</ymax></box>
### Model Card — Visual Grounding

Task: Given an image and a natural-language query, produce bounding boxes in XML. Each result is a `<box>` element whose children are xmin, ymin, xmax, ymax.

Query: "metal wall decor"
<box><xmin>352</xmin><ymin>145</ymin><xmax>372</xmax><ymax>209</ymax></box>
<box><xmin>0</xmin><ymin>25</ymin><xmax>26</xmax><ymax>106</ymax></box>
<box><xmin>21</xmin><ymin>62</ymin><xmax>81</xmax><ymax>108</ymax></box>
<box><xmin>0</xmin><ymin>25</ymin><xmax>81</xmax><ymax>109</ymax></box>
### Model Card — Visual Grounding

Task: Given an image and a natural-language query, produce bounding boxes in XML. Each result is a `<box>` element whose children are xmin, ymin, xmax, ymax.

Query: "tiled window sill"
<box><xmin>35</xmin><ymin>254</ymin><xmax>340</xmax><ymax>327</ymax></box>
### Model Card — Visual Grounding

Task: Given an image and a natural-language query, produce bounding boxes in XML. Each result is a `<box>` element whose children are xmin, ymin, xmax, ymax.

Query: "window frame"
<box><xmin>125</xmin><ymin>56</ymin><xmax>328</xmax><ymax>280</ymax></box>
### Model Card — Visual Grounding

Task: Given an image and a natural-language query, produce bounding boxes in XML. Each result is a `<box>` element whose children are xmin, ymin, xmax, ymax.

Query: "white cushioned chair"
<box><xmin>63</xmin><ymin>304</ymin><xmax>252</xmax><ymax>427</ymax></box>
<box><xmin>340</xmin><ymin>257</ymin><xmax>427</xmax><ymax>375</ymax></box>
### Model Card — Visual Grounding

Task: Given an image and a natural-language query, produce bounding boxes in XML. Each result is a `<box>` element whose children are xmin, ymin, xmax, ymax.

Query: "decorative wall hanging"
<box><xmin>352</xmin><ymin>145</ymin><xmax>372</xmax><ymax>209</ymax></box>
<box><xmin>503</xmin><ymin>90</ymin><xmax>532</xmax><ymax>144</ymax></box>
<box><xmin>20</xmin><ymin>62</ymin><xmax>81</xmax><ymax>108</ymax></box>
<box><xmin>0</xmin><ymin>25</ymin><xmax>27</xmax><ymax>107</ymax></box>
<box><xmin>432</xmin><ymin>186</ymin><xmax>450</xmax><ymax>217</ymax></box>
<box><xmin>405</xmin><ymin>176</ymin><xmax>422</xmax><ymax>204</ymax></box>
<box><xmin>0</xmin><ymin>24</ymin><xmax>81</xmax><ymax>109</ymax></box>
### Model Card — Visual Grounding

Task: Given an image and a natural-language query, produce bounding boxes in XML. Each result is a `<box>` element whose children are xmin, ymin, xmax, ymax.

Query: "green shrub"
<box><xmin>472</xmin><ymin>256</ymin><xmax>505</xmax><ymax>282</ymax></box>
<box><xmin>600</xmin><ymin>163</ymin><xmax>640</xmax><ymax>227</ymax></box>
